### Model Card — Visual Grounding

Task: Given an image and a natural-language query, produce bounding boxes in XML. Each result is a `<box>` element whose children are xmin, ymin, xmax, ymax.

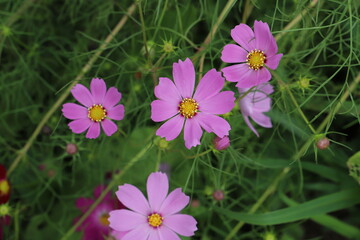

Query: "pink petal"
<box><xmin>108</xmin><ymin>209</ymin><xmax>147</xmax><ymax>232</ymax></box>
<box><xmin>243</xmin><ymin>115</ymin><xmax>259</xmax><ymax>137</ymax></box>
<box><xmin>172</xmin><ymin>58</ymin><xmax>195</xmax><ymax>98</ymax></box>
<box><xmin>107</xmin><ymin>104</ymin><xmax>125</xmax><ymax>120</ymax></box>
<box><xmin>68</xmin><ymin>118</ymin><xmax>92</xmax><ymax>134</ymax></box>
<box><xmin>251</xmin><ymin>111</ymin><xmax>272</xmax><ymax>128</ymax></box>
<box><xmin>101</xmin><ymin>119</ymin><xmax>118</xmax><ymax>136</ymax></box>
<box><xmin>121</xmin><ymin>224</ymin><xmax>150</xmax><ymax>240</ymax></box>
<box><xmin>198</xmin><ymin>91</ymin><xmax>235</xmax><ymax>115</ymax></box>
<box><xmin>147</xmin><ymin>172</ymin><xmax>169</xmax><ymax>212</ymax></box>
<box><xmin>163</xmin><ymin>214</ymin><xmax>197</xmax><ymax>237</ymax></box>
<box><xmin>116</xmin><ymin>184</ymin><xmax>150</xmax><ymax>215</ymax></box>
<box><xmin>254</xmin><ymin>20</ymin><xmax>272</xmax><ymax>53</ymax></box>
<box><xmin>235</xmin><ymin>67</ymin><xmax>271</xmax><ymax>88</ymax></box>
<box><xmin>151</xmin><ymin>100</ymin><xmax>179</xmax><ymax>122</ymax></box>
<box><xmin>222</xmin><ymin>64</ymin><xmax>252</xmax><ymax>83</ymax></box>
<box><xmin>221</xmin><ymin>44</ymin><xmax>248</xmax><ymax>63</ymax></box>
<box><xmin>62</xmin><ymin>103</ymin><xmax>88</xmax><ymax>120</ymax></box>
<box><xmin>193</xmin><ymin>69</ymin><xmax>224</xmax><ymax>102</ymax></box>
<box><xmin>156</xmin><ymin>115</ymin><xmax>184</xmax><ymax>141</ymax></box>
<box><xmin>155</xmin><ymin>77</ymin><xmax>182</xmax><ymax>105</ymax></box>
<box><xmin>103</xmin><ymin>87</ymin><xmax>122</xmax><ymax>109</ymax></box>
<box><xmin>86</xmin><ymin>122</ymin><xmax>101</xmax><ymax>139</ymax></box>
<box><xmin>148</xmin><ymin>230</ymin><xmax>160</xmax><ymax>240</ymax></box>
<box><xmin>90</xmin><ymin>78</ymin><xmax>107</xmax><ymax>104</ymax></box>
<box><xmin>196</xmin><ymin>112</ymin><xmax>231</xmax><ymax>138</ymax></box>
<box><xmin>159</xmin><ymin>188</ymin><xmax>189</xmax><ymax>217</ymax></box>
<box><xmin>183</xmin><ymin>118</ymin><xmax>203</xmax><ymax>149</ymax></box>
<box><xmin>158</xmin><ymin>227</ymin><xmax>181</xmax><ymax>240</ymax></box>
<box><xmin>75</xmin><ymin>197</ymin><xmax>94</xmax><ymax>213</ymax></box>
<box><xmin>266</xmin><ymin>53</ymin><xmax>283</xmax><ymax>70</ymax></box>
<box><xmin>71</xmin><ymin>83</ymin><xmax>94</xmax><ymax>107</ymax></box>
<box><xmin>231</xmin><ymin>23</ymin><xmax>255</xmax><ymax>51</ymax></box>
<box><xmin>111</xmin><ymin>230</ymin><xmax>128</xmax><ymax>239</ymax></box>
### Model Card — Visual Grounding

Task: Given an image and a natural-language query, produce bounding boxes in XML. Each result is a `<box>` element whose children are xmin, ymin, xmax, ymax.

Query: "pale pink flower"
<box><xmin>151</xmin><ymin>58</ymin><xmax>235</xmax><ymax>149</ymax></box>
<box><xmin>239</xmin><ymin>83</ymin><xmax>274</xmax><ymax>136</ymax></box>
<box><xmin>221</xmin><ymin>21</ymin><xmax>283</xmax><ymax>88</ymax></box>
<box><xmin>62</xmin><ymin>78</ymin><xmax>124</xmax><ymax>139</ymax></box>
<box><xmin>109</xmin><ymin>172</ymin><xmax>198</xmax><ymax>240</ymax></box>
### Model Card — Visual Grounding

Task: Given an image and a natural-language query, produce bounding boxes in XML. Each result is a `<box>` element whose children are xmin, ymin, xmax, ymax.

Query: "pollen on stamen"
<box><xmin>178</xmin><ymin>98</ymin><xmax>199</xmax><ymax>118</ymax></box>
<box><xmin>87</xmin><ymin>104</ymin><xmax>107</xmax><ymax>122</ymax></box>
<box><xmin>246</xmin><ymin>49</ymin><xmax>266</xmax><ymax>70</ymax></box>
<box><xmin>148</xmin><ymin>213</ymin><xmax>163</xmax><ymax>228</ymax></box>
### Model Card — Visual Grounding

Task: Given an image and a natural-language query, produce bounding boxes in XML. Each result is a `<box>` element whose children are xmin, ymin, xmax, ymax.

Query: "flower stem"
<box><xmin>275</xmin><ymin>0</ymin><xmax>320</xmax><ymax>41</ymax></box>
<box><xmin>224</xmin><ymin>72</ymin><xmax>360</xmax><ymax>239</ymax></box>
<box><xmin>7</xmin><ymin>3</ymin><xmax>137</xmax><ymax>176</ymax></box>
<box><xmin>274</xmin><ymin>73</ymin><xmax>317</xmax><ymax>134</ymax></box>
<box><xmin>225</xmin><ymin>167</ymin><xmax>291</xmax><ymax>240</ymax></box>
<box><xmin>60</xmin><ymin>142</ymin><xmax>152</xmax><ymax>240</ymax></box>
<box><xmin>195</xmin><ymin>0</ymin><xmax>238</xmax><ymax>75</ymax></box>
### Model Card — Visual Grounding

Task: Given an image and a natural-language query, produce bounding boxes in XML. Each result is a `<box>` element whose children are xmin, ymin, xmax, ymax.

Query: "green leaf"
<box><xmin>280</xmin><ymin>193</ymin><xmax>360</xmax><ymax>239</ymax></box>
<box><xmin>217</xmin><ymin>188</ymin><xmax>360</xmax><ymax>225</ymax></box>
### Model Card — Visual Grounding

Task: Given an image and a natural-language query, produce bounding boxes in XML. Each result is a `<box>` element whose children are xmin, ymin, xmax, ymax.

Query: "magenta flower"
<box><xmin>221</xmin><ymin>20</ymin><xmax>283</xmax><ymax>88</ymax></box>
<box><xmin>109</xmin><ymin>172</ymin><xmax>198</xmax><ymax>240</ymax></box>
<box><xmin>239</xmin><ymin>83</ymin><xmax>274</xmax><ymax>137</ymax></box>
<box><xmin>151</xmin><ymin>58</ymin><xmax>235</xmax><ymax>149</ymax></box>
<box><xmin>75</xmin><ymin>185</ymin><xmax>124</xmax><ymax>240</ymax></box>
<box><xmin>62</xmin><ymin>78</ymin><xmax>124</xmax><ymax>139</ymax></box>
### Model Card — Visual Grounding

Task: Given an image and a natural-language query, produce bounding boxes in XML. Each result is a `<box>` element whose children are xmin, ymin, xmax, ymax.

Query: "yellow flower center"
<box><xmin>148</xmin><ymin>213</ymin><xmax>163</xmax><ymax>228</ymax></box>
<box><xmin>88</xmin><ymin>104</ymin><xmax>107</xmax><ymax>122</ymax></box>
<box><xmin>179</xmin><ymin>98</ymin><xmax>199</xmax><ymax>118</ymax></box>
<box><xmin>99</xmin><ymin>213</ymin><xmax>110</xmax><ymax>226</ymax></box>
<box><xmin>246</xmin><ymin>49</ymin><xmax>266</xmax><ymax>70</ymax></box>
<box><xmin>0</xmin><ymin>180</ymin><xmax>9</xmax><ymax>195</ymax></box>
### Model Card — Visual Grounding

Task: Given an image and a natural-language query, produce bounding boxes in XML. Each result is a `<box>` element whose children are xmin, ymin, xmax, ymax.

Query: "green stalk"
<box><xmin>60</xmin><ymin>142</ymin><xmax>152</xmax><ymax>240</ymax></box>
<box><xmin>7</xmin><ymin>3</ymin><xmax>137</xmax><ymax>176</ymax></box>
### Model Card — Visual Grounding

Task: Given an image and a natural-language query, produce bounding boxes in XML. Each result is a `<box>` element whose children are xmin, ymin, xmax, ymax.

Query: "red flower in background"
<box><xmin>0</xmin><ymin>165</ymin><xmax>10</xmax><ymax>204</ymax></box>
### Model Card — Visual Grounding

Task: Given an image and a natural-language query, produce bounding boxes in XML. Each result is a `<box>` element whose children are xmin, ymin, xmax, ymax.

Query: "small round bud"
<box><xmin>212</xmin><ymin>190</ymin><xmax>224</xmax><ymax>201</ymax></box>
<box><xmin>316</xmin><ymin>137</ymin><xmax>330</xmax><ymax>150</ymax></box>
<box><xmin>38</xmin><ymin>164</ymin><xmax>46</xmax><ymax>171</ymax></box>
<box><xmin>66</xmin><ymin>143</ymin><xmax>78</xmax><ymax>155</ymax></box>
<box><xmin>263</xmin><ymin>232</ymin><xmax>277</xmax><ymax>240</ymax></box>
<box><xmin>162</xmin><ymin>40</ymin><xmax>176</xmax><ymax>53</ymax></box>
<box><xmin>0</xmin><ymin>203</ymin><xmax>11</xmax><ymax>217</ymax></box>
<box><xmin>47</xmin><ymin>169</ymin><xmax>56</xmax><ymax>178</ymax></box>
<box><xmin>42</xmin><ymin>125</ymin><xmax>52</xmax><ymax>135</ymax></box>
<box><xmin>190</xmin><ymin>199</ymin><xmax>200</xmax><ymax>208</ymax></box>
<box><xmin>155</xmin><ymin>137</ymin><xmax>170</xmax><ymax>150</ymax></box>
<box><xmin>134</xmin><ymin>71</ymin><xmax>142</xmax><ymax>80</ymax></box>
<box><xmin>213</xmin><ymin>136</ymin><xmax>230</xmax><ymax>151</ymax></box>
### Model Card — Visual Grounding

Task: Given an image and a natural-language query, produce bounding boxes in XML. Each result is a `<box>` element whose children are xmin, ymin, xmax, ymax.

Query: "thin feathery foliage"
<box><xmin>0</xmin><ymin>0</ymin><xmax>359</xmax><ymax>239</ymax></box>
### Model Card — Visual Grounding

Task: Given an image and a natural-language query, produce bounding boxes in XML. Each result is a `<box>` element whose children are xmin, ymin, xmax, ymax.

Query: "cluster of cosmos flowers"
<box><xmin>2</xmin><ymin>21</ymin><xmax>282</xmax><ymax>240</ymax></box>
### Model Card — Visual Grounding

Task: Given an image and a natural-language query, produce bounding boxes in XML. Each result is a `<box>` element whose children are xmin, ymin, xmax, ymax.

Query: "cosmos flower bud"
<box><xmin>212</xmin><ymin>190</ymin><xmax>225</xmax><ymax>201</ymax></box>
<box><xmin>263</xmin><ymin>232</ymin><xmax>277</xmax><ymax>240</ymax></box>
<box><xmin>316</xmin><ymin>137</ymin><xmax>330</xmax><ymax>150</ymax></box>
<box><xmin>213</xmin><ymin>136</ymin><xmax>230</xmax><ymax>151</ymax></box>
<box><xmin>66</xmin><ymin>143</ymin><xmax>78</xmax><ymax>155</ymax></box>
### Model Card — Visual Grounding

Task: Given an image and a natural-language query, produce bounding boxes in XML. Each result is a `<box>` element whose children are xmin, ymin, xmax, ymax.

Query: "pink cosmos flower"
<box><xmin>109</xmin><ymin>172</ymin><xmax>198</xmax><ymax>240</ymax></box>
<box><xmin>239</xmin><ymin>83</ymin><xmax>274</xmax><ymax>137</ymax></box>
<box><xmin>151</xmin><ymin>58</ymin><xmax>235</xmax><ymax>149</ymax></box>
<box><xmin>62</xmin><ymin>78</ymin><xmax>124</xmax><ymax>139</ymax></box>
<box><xmin>221</xmin><ymin>20</ymin><xmax>283</xmax><ymax>88</ymax></box>
<box><xmin>75</xmin><ymin>185</ymin><xmax>125</xmax><ymax>240</ymax></box>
